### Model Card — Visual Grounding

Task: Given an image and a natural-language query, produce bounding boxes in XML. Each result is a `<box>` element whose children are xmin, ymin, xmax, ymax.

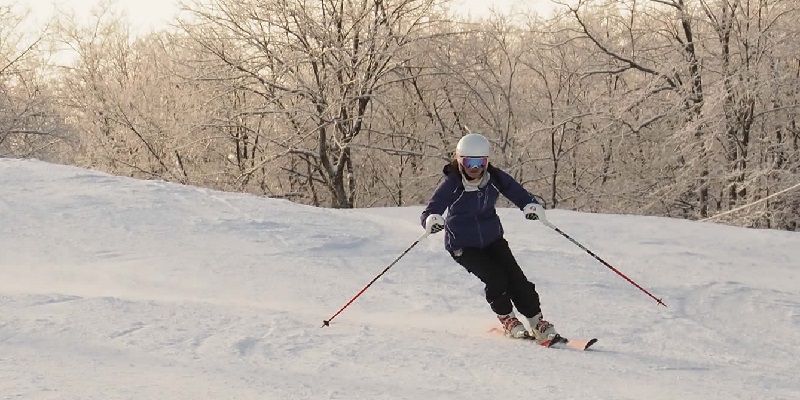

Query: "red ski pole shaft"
<box><xmin>543</xmin><ymin>221</ymin><xmax>666</xmax><ymax>307</ymax></box>
<box><xmin>322</xmin><ymin>232</ymin><xmax>429</xmax><ymax>327</ymax></box>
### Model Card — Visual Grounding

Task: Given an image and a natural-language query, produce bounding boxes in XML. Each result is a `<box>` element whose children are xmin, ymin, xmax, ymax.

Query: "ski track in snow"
<box><xmin>1</xmin><ymin>158</ymin><xmax>799</xmax><ymax>400</ymax></box>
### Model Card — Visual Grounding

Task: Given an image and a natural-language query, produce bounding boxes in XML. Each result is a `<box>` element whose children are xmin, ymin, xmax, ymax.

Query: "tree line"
<box><xmin>2</xmin><ymin>0</ymin><xmax>798</xmax><ymax>230</ymax></box>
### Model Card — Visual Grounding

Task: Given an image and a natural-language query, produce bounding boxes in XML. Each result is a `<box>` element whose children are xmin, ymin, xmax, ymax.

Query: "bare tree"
<box><xmin>697</xmin><ymin>0</ymin><xmax>800</xmax><ymax>227</ymax></box>
<box><xmin>567</xmin><ymin>0</ymin><xmax>713</xmax><ymax>217</ymax></box>
<box><xmin>56</xmin><ymin>3</ymin><xmax>211</xmax><ymax>183</ymax></box>
<box><xmin>180</xmin><ymin>0</ymin><xmax>446</xmax><ymax>208</ymax></box>
<box><xmin>0</xmin><ymin>4</ymin><xmax>66</xmax><ymax>160</ymax></box>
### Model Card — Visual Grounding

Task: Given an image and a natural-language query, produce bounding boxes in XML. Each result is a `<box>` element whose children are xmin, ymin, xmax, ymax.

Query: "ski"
<box><xmin>520</xmin><ymin>333</ymin><xmax>598</xmax><ymax>351</ymax></box>
<box><xmin>551</xmin><ymin>336</ymin><xmax>598</xmax><ymax>351</ymax></box>
<box><xmin>489</xmin><ymin>328</ymin><xmax>597</xmax><ymax>351</ymax></box>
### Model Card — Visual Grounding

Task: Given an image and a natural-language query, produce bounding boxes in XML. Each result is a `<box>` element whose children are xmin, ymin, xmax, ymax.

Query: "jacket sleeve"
<box><xmin>493</xmin><ymin>168</ymin><xmax>538</xmax><ymax>210</ymax></box>
<box><xmin>421</xmin><ymin>177</ymin><xmax>459</xmax><ymax>227</ymax></box>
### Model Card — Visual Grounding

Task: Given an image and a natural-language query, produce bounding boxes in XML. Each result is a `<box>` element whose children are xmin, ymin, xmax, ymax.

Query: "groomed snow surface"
<box><xmin>1</xmin><ymin>158</ymin><xmax>798</xmax><ymax>400</ymax></box>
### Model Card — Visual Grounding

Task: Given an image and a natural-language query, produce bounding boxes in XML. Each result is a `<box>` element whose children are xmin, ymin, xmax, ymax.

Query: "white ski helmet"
<box><xmin>455</xmin><ymin>133</ymin><xmax>491</xmax><ymax>158</ymax></box>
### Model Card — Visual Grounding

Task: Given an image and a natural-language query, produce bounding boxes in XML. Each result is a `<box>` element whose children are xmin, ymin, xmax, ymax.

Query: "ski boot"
<box><xmin>497</xmin><ymin>312</ymin><xmax>529</xmax><ymax>338</ymax></box>
<box><xmin>527</xmin><ymin>312</ymin><xmax>558</xmax><ymax>344</ymax></box>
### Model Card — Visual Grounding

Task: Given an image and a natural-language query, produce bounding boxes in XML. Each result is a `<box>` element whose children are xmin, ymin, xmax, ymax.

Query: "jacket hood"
<box><xmin>442</xmin><ymin>160</ymin><xmax>459</xmax><ymax>177</ymax></box>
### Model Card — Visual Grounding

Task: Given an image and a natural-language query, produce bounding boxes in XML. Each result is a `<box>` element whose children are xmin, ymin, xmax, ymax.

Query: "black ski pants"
<box><xmin>450</xmin><ymin>237</ymin><xmax>542</xmax><ymax>318</ymax></box>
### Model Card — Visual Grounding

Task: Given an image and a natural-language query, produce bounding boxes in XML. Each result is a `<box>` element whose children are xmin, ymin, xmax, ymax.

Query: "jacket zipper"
<box><xmin>476</xmin><ymin>191</ymin><xmax>484</xmax><ymax>247</ymax></box>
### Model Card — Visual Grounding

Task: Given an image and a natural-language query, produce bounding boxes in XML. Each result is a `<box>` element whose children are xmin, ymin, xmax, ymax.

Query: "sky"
<box><xmin>10</xmin><ymin>0</ymin><xmax>566</xmax><ymax>68</ymax></box>
<box><xmin>1</xmin><ymin>157</ymin><xmax>799</xmax><ymax>399</ymax></box>
<box><xmin>16</xmin><ymin>0</ymin><xmax>563</xmax><ymax>65</ymax></box>
<box><xmin>19</xmin><ymin>0</ymin><xmax>563</xmax><ymax>37</ymax></box>
<box><xmin>20</xmin><ymin>0</ymin><xmax>182</xmax><ymax>36</ymax></box>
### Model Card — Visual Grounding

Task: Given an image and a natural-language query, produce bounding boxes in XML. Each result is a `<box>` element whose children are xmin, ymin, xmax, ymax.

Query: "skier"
<box><xmin>420</xmin><ymin>133</ymin><xmax>558</xmax><ymax>342</ymax></box>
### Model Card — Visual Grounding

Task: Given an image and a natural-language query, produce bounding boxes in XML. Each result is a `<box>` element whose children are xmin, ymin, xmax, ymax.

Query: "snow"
<box><xmin>1</xmin><ymin>158</ymin><xmax>799</xmax><ymax>400</ymax></box>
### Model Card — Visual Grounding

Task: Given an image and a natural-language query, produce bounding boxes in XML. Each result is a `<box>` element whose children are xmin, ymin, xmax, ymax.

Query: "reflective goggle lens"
<box><xmin>461</xmin><ymin>156</ymin><xmax>488</xmax><ymax>169</ymax></box>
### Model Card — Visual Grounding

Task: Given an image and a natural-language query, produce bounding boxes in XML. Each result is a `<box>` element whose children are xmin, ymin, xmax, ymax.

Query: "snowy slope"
<box><xmin>1</xmin><ymin>158</ymin><xmax>798</xmax><ymax>400</ymax></box>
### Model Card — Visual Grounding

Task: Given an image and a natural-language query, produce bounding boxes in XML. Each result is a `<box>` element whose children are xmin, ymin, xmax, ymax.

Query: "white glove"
<box><xmin>523</xmin><ymin>203</ymin><xmax>546</xmax><ymax>222</ymax></box>
<box><xmin>424</xmin><ymin>214</ymin><xmax>445</xmax><ymax>234</ymax></box>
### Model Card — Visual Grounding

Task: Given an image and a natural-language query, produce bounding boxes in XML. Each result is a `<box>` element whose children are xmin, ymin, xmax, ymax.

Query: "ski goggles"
<box><xmin>459</xmin><ymin>156</ymin><xmax>488</xmax><ymax>170</ymax></box>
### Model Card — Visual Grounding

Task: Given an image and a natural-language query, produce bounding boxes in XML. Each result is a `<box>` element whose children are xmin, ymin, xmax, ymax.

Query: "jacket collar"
<box><xmin>443</xmin><ymin>161</ymin><xmax>492</xmax><ymax>191</ymax></box>
<box><xmin>462</xmin><ymin>171</ymin><xmax>491</xmax><ymax>191</ymax></box>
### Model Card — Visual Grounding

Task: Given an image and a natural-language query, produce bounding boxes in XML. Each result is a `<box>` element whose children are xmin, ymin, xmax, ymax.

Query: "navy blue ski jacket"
<box><xmin>421</xmin><ymin>162</ymin><xmax>539</xmax><ymax>252</ymax></box>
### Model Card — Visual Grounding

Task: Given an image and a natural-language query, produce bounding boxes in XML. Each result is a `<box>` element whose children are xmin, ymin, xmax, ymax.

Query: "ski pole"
<box><xmin>322</xmin><ymin>231</ymin><xmax>430</xmax><ymax>327</ymax></box>
<box><xmin>542</xmin><ymin>221</ymin><xmax>667</xmax><ymax>307</ymax></box>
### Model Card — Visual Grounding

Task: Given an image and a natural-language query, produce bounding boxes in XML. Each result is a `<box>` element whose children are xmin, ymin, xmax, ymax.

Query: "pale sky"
<box><xmin>20</xmin><ymin>0</ymin><xmax>561</xmax><ymax>38</ymax></box>
<box><xmin>22</xmin><ymin>0</ymin><xmax>182</xmax><ymax>36</ymax></box>
<box><xmin>12</xmin><ymin>0</ymin><xmax>561</xmax><ymax>66</ymax></box>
